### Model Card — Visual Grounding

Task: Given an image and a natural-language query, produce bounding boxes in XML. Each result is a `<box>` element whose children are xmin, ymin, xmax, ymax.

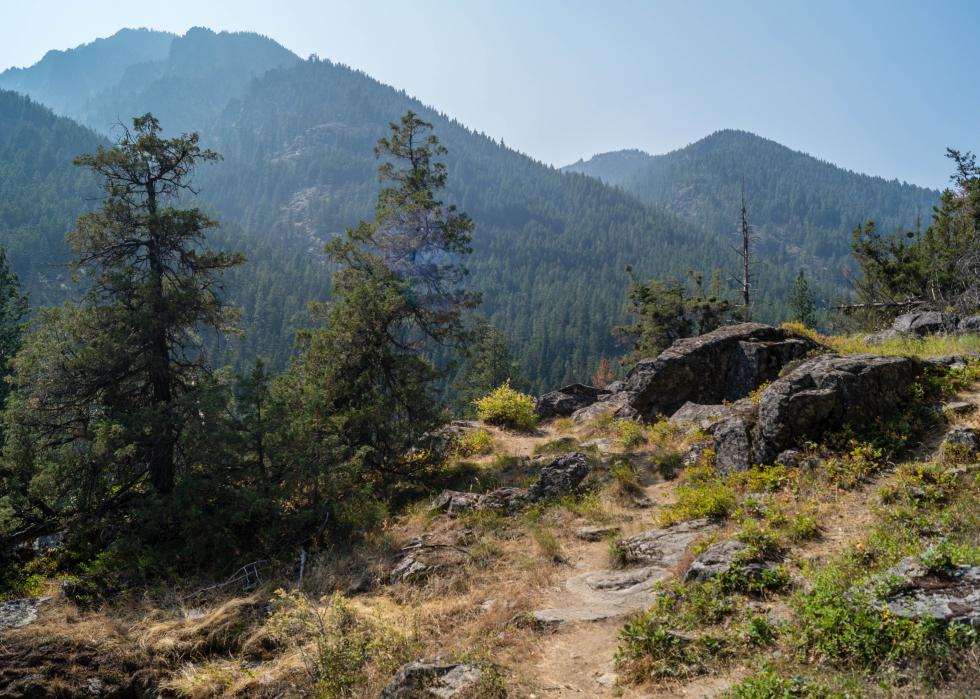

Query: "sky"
<box><xmin>0</xmin><ymin>0</ymin><xmax>976</xmax><ymax>189</ymax></box>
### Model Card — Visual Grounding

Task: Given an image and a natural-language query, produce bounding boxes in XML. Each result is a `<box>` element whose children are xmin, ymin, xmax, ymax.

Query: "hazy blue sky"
<box><xmin>1</xmin><ymin>0</ymin><xmax>976</xmax><ymax>189</ymax></box>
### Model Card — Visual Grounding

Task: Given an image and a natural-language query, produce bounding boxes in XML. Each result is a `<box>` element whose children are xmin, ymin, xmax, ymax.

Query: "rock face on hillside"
<box><xmin>615</xmin><ymin>323</ymin><xmax>818</xmax><ymax>421</ymax></box>
<box><xmin>867</xmin><ymin>310</ymin><xmax>977</xmax><ymax>345</ymax></box>
<box><xmin>754</xmin><ymin>354</ymin><xmax>921</xmax><ymax>461</ymax></box>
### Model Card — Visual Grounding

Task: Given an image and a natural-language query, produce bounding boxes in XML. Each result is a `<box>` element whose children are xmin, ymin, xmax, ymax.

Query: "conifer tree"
<box><xmin>789</xmin><ymin>269</ymin><xmax>817</xmax><ymax>328</ymax></box>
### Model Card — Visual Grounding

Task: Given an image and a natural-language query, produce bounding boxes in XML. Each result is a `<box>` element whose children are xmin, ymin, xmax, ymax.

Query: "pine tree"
<box><xmin>454</xmin><ymin>320</ymin><xmax>526</xmax><ymax>415</ymax></box>
<box><xmin>0</xmin><ymin>246</ymin><xmax>28</xmax><ymax>409</ymax></box>
<box><xmin>591</xmin><ymin>356</ymin><xmax>615</xmax><ymax>388</ymax></box>
<box><xmin>281</xmin><ymin>112</ymin><xmax>478</xmax><ymax>528</ymax></box>
<box><xmin>4</xmin><ymin>113</ymin><xmax>241</xmax><ymax>513</ymax></box>
<box><xmin>789</xmin><ymin>269</ymin><xmax>817</xmax><ymax>328</ymax></box>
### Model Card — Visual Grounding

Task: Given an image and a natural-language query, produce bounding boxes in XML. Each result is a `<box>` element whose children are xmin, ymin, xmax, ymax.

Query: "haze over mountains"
<box><xmin>0</xmin><ymin>28</ymin><xmax>942</xmax><ymax>390</ymax></box>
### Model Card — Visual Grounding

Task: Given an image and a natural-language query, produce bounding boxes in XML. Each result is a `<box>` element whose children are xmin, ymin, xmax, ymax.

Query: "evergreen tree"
<box><xmin>591</xmin><ymin>356</ymin><xmax>615</xmax><ymax>388</ymax></box>
<box><xmin>454</xmin><ymin>320</ymin><xmax>526</xmax><ymax>415</ymax></box>
<box><xmin>3</xmin><ymin>113</ymin><xmax>241</xmax><ymax>528</ymax></box>
<box><xmin>0</xmin><ymin>246</ymin><xmax>27</xmax><ymax>409</ymax></box>
<box><xmin>616</xmin><ymin>268</ymin><xmax>734</xmax><ymax>365</ymax></box>
<box><xmin>789</xmin><ymin>269</ymin><xmax>817</xmax><ymax>328</ymax></box>
<box><xmin>280</xmin><ymin>112</ymin><xmax>477</xmax><ymax>531</ymax></box>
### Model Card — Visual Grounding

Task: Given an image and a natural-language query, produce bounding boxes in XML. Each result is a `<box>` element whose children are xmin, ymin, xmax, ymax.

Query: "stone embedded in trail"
<box><xmin>0</xmin><ymin>596</ymin><xmax>50</xmax><ymax>631</ymax></box>
<box><xmin>615</xmin><ymin>518</ymin><xmax>718</xmax><ymax>566</ymax></box>
<box><xmin>754</xmin><ymin>353</ymin><xmax>921</xmax><ymax>462</ymax></box>
<box><xmin>528</xmin><ymin>452</ymin><xmax>590</xmax><ymax>501</ymax></box>
<box><xmin>682</xmin><ymin>540</ymin><xmax>780</xmax><ymax>584</ymax></box>
<box><xmin>379</xmin><ymin>660</ymin><xmax>484</xmax><ymax>698</ymax></box>
<box><xmin>576</xmin><ymin>525</ymin><xmax>621</xmax><ymax>541</ymax></box>
<box><xmin>618</xmin><ymin>323</ymin><xmax>818</xmax><ymax>422</ymax></box>
<box><xmin>535</xmin><ymin>383</ymin><xmax>608</xmax><ymax>419</ymax></box>
<box><xmin>876</xmin><ymin>556</ymin><xmax>980</xmax><ymax>627</ymax></box>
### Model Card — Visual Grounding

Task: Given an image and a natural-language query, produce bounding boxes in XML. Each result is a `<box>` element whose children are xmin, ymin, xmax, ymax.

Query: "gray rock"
<box><xmin>619</xmin><ymin>323</ymin><xmax>818</xmax><ymax>422</ymax></box>
<box><xmin>681</xmin><ymin>441</ymin><xmax>712</xmax><ymax>468</ymax></box>
<box><xmin>571</xmin><ymin>396</ymin><xmax>625</xmax><ymax>425</ymax></box>
<box><xmin>536</xmin><ymin>383</ymin><xmax>607</xmax><ymax>419</ymax></box>
<box><xmin>528</xmin><ymin>452</ymin><xmax>590</xmax><ymax>501</ymax></box>
<box><xmin>683</xmin><ymin>540</ymin><xmax>780</xmax><ymax>584</ymax></box>
<box><xmin>576</xmin><ymin>525</ymin><xmax>621</xmax><ymax>541</ymax></box>
<box><xmin>944</xmin><ymin>400</ymin><xmax>975</xmax><ymax>415</ymax></box>
<box><xmin>389</xmin><ymin>553</ymin><xmax>435</xmax><ymax>585</ymax></box>
<box><xmin>958</xmin><ymin>315</ymin><xmax>980</xmax><ymax>334</ymax></box>
<box><xmin>775</xmin><ymin>449</ymin><xmax>818</xmax><ymax>469</ymax></box>
<box><xmin>532</xmin><ymin>565</ymin><xmax>670</xmax><ymax>624</ymax></box>
<box><xmin>893</xmin><ymin>311</ymin><xmax>957</xmax><ymax>336</ymax></box>
<box><xmin>615</xmin><ymin>518</ymin><xmax>718</xmax><ymax>566</ymax></box>
<box><xmin>480</xmin><ymin>487</ymin><xmax>529</xmax><ymax>514</ymax></box>
<box><xmin>0</xmin><ymin>596</ymin><xmax>50</xmax><ymax>631</ymax></box>
<box><xmin>942</xmin><ymin>426</ymin><xmax>980</xmax><ymax>459</ymax></box>
<box><xmin>669</xmin><ymin>402</ymin><xmax>735</xmax><ymax>431</ymax></box>
<box><xmin>379</xmin><ymin>661</ymin><xmax>484</xmax><ymax>698</ymax></box>
<box><xmin>924</xmin><ymin>355</ymin><xmax>969</xmax><ymax>371</ymax></box>
<box><xmin>429</xmin><ymin>490</ymin><xmax>483</xmax><ymax>515</ymax></box>
<box><xmin>711</xmin><ymin>416</ymin><xmax>754</xmax><ymax>473</ymax></box>
<box><xmin>605</xmin><ymin>380</ymin><xmax>627</xmax><ymax>393</ymax></box>
<box><xmin>755</xmin><ymin>353</ymin><xmax>921</xmax><ymax>461</ymax></box>
<box><xmin>876</xmin><ymin>556</ymin><xmax>980</xmax><ymax>627</ymax></box>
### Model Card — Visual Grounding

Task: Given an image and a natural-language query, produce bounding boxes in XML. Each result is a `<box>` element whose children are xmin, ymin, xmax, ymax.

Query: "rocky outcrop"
<box><xmin>428</xmin><ymin>453</ymin><xmax>591</xmax><ymax>519</ymax></box>
<box><xmin>959</xmin><ymin>315</ymin><xmax>980</xmax><ymax>333</ymax></box>
<box><xmin>616</xmin><ymin>323</ymin><xmax>819</xmax><ymax>421</ymax></box>
<box><xmin>876</xmin><ymin>555</ymin><xmax>980</xmax><ymax>627</ymax></box>
<box><xmin>682</xmin><ymin>541</ymin><xmax>779</xmax><ymax>584</ymax></box>
<box><xmin>0</xmin><ymin>596</ymin><xmax>49</xmax><ymax>631</ymax></box>
<box><xmin>380</xmin><ymin>661</ymin><xmax>484</xmax><ymax>698</ymax></box>
<box><xmin>576</xmin><ymin>525</ymin><xmax>621</xmax><ymax>541</ymax></box>
<box><xmin>535</xmin><ymin>384</ymin><xmax>608</xmax><ymax>419</ymax></box>
<box><xmin>893</xmin><ymin>311</ymin><xmax>957</xmax><ymax>337</ymax></box>
<box><xmin>753</xmin><ymin>353</ymin><xmax>922</xmax><ymax>462</ymax></box>
<box><xmin>615</xmin><ymin>518</ymin><xmax>718</xmax><ymax>566</ymax></box>
<box><xmin>527</xmin><ymin>453</ymin><xmax>590</xmax><ymax>501</ymax></box>
<box><xmin>669</xmin><ymin>402</ymin><xmax>734</xmax><ymax>431</ymax></box>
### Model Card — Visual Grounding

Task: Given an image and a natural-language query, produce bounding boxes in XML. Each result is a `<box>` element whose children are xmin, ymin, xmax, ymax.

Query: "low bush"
<box><xmin>474</xmin><ymin>382</ymin><xmax>538</xmax><ymax>431</ymax></box>
<box><xmin>455</xmin><ymin>428</ymin><xmax>495</xmax><ymax>456</ymax></box>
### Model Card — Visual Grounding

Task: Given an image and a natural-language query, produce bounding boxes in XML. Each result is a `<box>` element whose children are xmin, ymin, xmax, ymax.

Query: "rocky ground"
<box><xmin>3</xmin><ymin>323</ymin><xmax>980</xmax><ymax>697</ymax></box>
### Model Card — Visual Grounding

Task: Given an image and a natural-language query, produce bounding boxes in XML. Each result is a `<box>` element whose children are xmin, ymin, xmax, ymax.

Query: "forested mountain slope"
<box><xmin>0</xmin><ymin>31</ymin><xmax>943</xmax><ymax>391</ymax></box>
<box><xmin>565</xmin><ymin>130</ymin><xmax>940</xmax><ymax>287</ymax></box>
<box><xmin>0</xmin><ymin>90</ymin><xmax>102</xmax><ymax>304</ymax></box>
<box><xmin>0</xmin><ymin>28</ymin><xmax>173</xmax><ymax>117</ymax></box>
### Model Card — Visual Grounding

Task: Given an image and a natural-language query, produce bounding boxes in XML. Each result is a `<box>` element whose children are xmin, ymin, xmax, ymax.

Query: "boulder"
<box><xmin>710</xmin><ymin>416</ymin><xmax>755</xmax><ymax>473</ymax></box>
<box><xmin>615</xmin><ymin>518</ymin><xmax>717</xmax><ymax>566</ymax></box>
<box><xmin>958</xmin><ymin>315</ymin><xmax>980</xmax><ymax>334</ymax></box>
<box><xmin>379</xmin><ymin>661</ymin><xmax>484</xmax><ymax>698</ymax></box>
<box><xmin>535</xmin><ymin>383</ymin><xmax>607</xmax><ymax>419</ymax></box>
<box><xmin>893</xmin><ymin>311</ymin><xmax>957</xmax><ymax>337</ymax></box>
<box><xmin>618</xmin><ymin>323</ymin><xmax>818</xmax><ymax>421</ymax></box>
<box><xmin>923</xmin><ymin>355</ymin><xmax>969</xmax><ymax>371</ymax></box>
<box><xmin>429</xmin><ymin>490</ymin><xmax>483</xmax><ymax>515</ymax></box>
<box><xmin>0</xmin><ymin>596</ymin><xmax>50</xmax><ymax>631</ymax></box>
<box><xmin>389</xmin><ymin>553</ymin><xmax>434</xmax><ymax>585</ymax></box>
<box><xmin>754</xmin><ymin>353</ymin><xmax>921</xmax><ymax>461</ymax></box>
<box><xmin>876</xmin><ymin>556</ymin><xmax>980</xmax><ymax>627</ymax></box>
<box><xmin>571</xmin><ymin>393</ymin><xmax>628</xmax><ymax>425</ymax></box>
<box><xmin>528</xmin><ymin>452</ymin><xmax>590</xmax><ymax>501</ymax></box>
<box><xmin>683</xmin><ymin>541</ymin><xmax>779</xmax><ymax>584</ymax></box>
<box><xmin>942</xmin><ymin>426</ymin><xmax>980</xmax><ymax>460</ymax></box>
<box><xmin>480</xmin><ymin>487</ymin><xmax>529</xmax><ymax>514</ymax></box>
<box><xmin>669</xmin><ymin>402</ymin><xmax>734</xmax><ymax>431</ymax></box>
<box><xmin>943</xmin><ymin>401</ymin><xmax>975</xmax><ymax>415</ymax></box>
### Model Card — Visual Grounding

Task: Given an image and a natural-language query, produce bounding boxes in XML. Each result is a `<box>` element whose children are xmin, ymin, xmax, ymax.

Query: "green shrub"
<box><xmin>455</xmin><ymin>428</ymin><xmax>494</xmax><ymax>456</ymax></box>
<box><xmin>610</xmin><ymin>459</ymin><xmax>644</xmax><ymax>498</ymax></box>
<box><xmin>724</xmin><ymin>669</ymin><xmax>848</xmax><ymax>698</ymax></box>
<box><xmin>474</xmin><ymin>382</ymin><xmax>538</xmax><ymax>431</ymax></box>
<box><xmin>617</xmin><ymin>620</ymin><xmax>730</xmax><ymax>681</ymax></box>
<box><xmin>616</xmin><ymin>420</ymin><xmax>647</xmax><ymax>449</ymax></box>
<box><xmin>533</xmin><ymin>436</ymin><xmax>580</xmax><ymax>455</ymax></box>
